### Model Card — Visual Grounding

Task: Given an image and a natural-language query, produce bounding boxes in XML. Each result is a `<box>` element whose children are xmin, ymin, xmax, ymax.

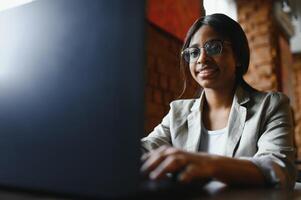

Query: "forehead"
<box><xmin>189</xmin><ymin>25</ymin><xmax>222</xmax><ymax>46</ymax></box>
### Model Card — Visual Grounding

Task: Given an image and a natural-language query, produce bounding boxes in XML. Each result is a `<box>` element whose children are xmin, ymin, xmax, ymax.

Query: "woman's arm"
<box><xmin>141</xmin><ymin>93</ymin><xmax>296</xmax><ymax>189</ymax></box>
<box><xmin>249</xmin><ymin>93</ymin><xmax>296</xmax><ymax>189</ymax></box>
<box><xmin>210</xmin><ymin>155</ymin><xmax>265</xmax><ymax>186</ymax></box>
<box><xmin>141</xmin><ymin>146</ymin><xmax>265</xmax><ymax>186</ymax></box>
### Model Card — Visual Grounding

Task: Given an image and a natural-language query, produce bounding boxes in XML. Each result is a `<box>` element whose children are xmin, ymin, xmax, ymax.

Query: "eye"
<box><xmin>189</xmin><ymin>48</ymin><xmax>200</xmax><ymax>59</ymax></box>
<box><xmin>204</xmin><ymin>40</ymin><xmax>222</xmax><ymax>55</ymax></box>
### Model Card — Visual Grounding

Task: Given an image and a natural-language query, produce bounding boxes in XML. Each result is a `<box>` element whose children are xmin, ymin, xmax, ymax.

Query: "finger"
<box><xmin>141</xmin><ymin>146</ymin><xmax>183</xmax><ymax>173</ymax></box>
<box><xmin>140</xmin><ymin>145</ymin><xmax>170</xmax><ymax>162</ymax></box>
<box><xmin>141</xmin><ymin>152</ymin><xmax>150</xmax><ymax>162</ymax></box>
<box><xmin>140</xmin><ymin>145</ymin><xmax>170</xmax><ymax>173</ymax></box>
<box><xmin>178</xmin><ymin>164</ymin><xmax>211</xmax><ymax>183</ymax></box>
<box><xmin>140</xmin><ymin>146</ymin><xmax>182</xmax><ymax>174</ymax></box>
<box><xmin>178</xmin><ymin>164</ymin><xmax>199</xmax><ymax>183</ymax></box>
<box><xmin>149</xmin><ymin>154</ymin><xmax>188</xmax><ymax>180</ymax></box>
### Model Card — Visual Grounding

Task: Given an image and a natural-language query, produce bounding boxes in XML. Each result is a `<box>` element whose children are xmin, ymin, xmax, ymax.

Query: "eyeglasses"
<box><xmin>181</xmin><ymin>39</ymin><xmax>231</xmax><ymax>63</ymax></box>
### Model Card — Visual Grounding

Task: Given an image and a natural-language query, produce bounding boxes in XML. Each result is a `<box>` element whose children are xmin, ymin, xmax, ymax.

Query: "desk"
<box><xmin>200</xmin><ymin>181</ymin><xmax>301</xmax><ymax>200</ymax></box>
<box><xmin>0</xmin><ymin>182</ymin><xmax>301</xmax><ymax>199</ymax></box>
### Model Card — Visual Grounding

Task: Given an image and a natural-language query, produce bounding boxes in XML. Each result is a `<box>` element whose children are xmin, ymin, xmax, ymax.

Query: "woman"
<box><xmin>141</xmin><ymin>13</ymin><xmax>296</xmax><ymax>189</ymax></box>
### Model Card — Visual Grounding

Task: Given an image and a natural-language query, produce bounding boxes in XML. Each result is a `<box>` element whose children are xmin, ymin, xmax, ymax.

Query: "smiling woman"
<box><xmin>0</xmin><ymin>0</ymin><xmax>34</xmax><ymax>11</ymax></box>
<box><xmin>141</xmin><ymin>13</ymin><xmax>296</xmax><ymax>190</ymax></box>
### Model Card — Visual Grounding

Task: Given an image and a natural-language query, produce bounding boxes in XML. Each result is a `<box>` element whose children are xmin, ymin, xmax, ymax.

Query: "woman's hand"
<box><xmin>140</xmin><ymin>145</ymin><xmax>217</xmax><ymax>183</ymax></box>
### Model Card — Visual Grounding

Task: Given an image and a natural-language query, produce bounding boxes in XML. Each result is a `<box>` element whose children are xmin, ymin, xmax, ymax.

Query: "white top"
<box><xmin>199</xmin><ymin>125</ymin><xmax>228</xmax><ymax>156</ymax></box>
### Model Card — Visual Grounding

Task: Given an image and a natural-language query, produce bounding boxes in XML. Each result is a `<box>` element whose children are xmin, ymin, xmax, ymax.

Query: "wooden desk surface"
<box><xmin>0</xmin><ymin>181</ymin><xmax>301</xmax><ymax>199</ymax></box>
<box><xmin>201</xmin><ymin>181</ymin><xmax>301</xmax><ymax>200</ymax></box>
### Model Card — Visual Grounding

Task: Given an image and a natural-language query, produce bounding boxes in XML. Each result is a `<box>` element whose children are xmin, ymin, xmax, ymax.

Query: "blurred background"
<box><xmin>145</xmin><ymin>0</ymin><xmax>301</xmax><ymax>159</ymax></box>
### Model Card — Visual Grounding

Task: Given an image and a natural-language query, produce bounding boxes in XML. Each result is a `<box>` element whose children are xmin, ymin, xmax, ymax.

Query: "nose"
<box><xmin>196</xmin><ymin>48</ymin><xmax>208</xmax><ymax>64</ymax></box>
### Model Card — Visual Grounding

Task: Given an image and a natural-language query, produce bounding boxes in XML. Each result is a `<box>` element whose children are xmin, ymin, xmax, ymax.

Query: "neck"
<box><xmin>203</xmin><ymin>84</ymin><xmax>236</xmax><ymax>110</ymax></box>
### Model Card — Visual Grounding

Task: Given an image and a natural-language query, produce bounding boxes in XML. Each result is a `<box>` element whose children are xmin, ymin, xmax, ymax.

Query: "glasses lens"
<box><xmin>183</xmin><ymin>47</ymin><xmax>200</xmax><ymax>63</ymax></box>
<box><xmin>182</xmin><ymin>40</ymin><xmax>225</xmax><ymax>63</ymax></box>
<box><xmin>204</xmin><ymin>40</ymin><xmax>223</xmax><ymax>56</ymax></box>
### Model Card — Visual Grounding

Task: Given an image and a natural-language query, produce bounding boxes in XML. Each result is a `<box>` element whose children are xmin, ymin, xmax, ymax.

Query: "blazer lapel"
<box><xmin>185</xmin><ymin>92</ymin><xmax>204</xmax><ymax>152</ymax></box>
<box><xmin>225</xmin><ymin>86</ymin><xmax>250</xmax><ymax>157</ymax></box>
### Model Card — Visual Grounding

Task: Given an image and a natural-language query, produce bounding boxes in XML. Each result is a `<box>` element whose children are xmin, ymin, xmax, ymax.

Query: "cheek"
<box><xmin>189</xmin><ymin>64</ymin><xmax>195</xmax><ymax>76</ymax></box>
<box><xmin>217</xmin><ymin>57</ymin><xmax>236</xmax><ymax>73</ymax></box>
<box><xmin>222</xmin><ymin>64</ymin><xmax>237</xmax><ymax>80</ymax></box>
<box><xmin>228</xmin><ymin>60</ymin><xmax>237</xmax><ymax>75</ymax></box>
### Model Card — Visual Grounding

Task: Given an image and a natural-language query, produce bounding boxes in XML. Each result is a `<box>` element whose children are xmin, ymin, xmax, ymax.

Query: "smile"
<box><xmin>196</xmin><ymin>67</ymin><xmax>219</xmax><ymax>79</ymax></box>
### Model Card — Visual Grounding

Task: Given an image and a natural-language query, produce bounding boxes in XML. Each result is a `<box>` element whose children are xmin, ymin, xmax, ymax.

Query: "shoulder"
<box><xmin>236</xmin><ymin>82</ymin><xmax>291</xmax><ymax>120</ymax></box>
<box><xmin>249</xmin><ymin>89</ymin><xmax>289</xmax><ymax>106</ymax></box>
<box><xmin>241</xmin><ymin>86</ymin><xmax>291</xmax><ymax>123</ymax></box>
<box><xmin>262</xmin><ymin>91</ymin><xmax>291</xmax><ymax>117</ymax></box>
<box><xmin>170</xmin><ymin>98</ymin><xmax>198</xmax><ymax>108</ymax></box>
<box><xmin>241</xmin><ymin>82</ymin><xmax>289</xmax><ymax>106</ymax></box>
<box><xmin>168</xmin><ymin>98</ymin><xmax>199</xmax><ymax>117</ymax></box>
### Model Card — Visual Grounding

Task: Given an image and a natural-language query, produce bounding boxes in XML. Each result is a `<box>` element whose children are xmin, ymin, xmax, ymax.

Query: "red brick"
<box><xmin>159</xmin><ymin>74</ymin><xmax>169</xmax><ymax>90</ymax></box>
<box><xmin>252</xmin><ymin>8</ymin><xmax>271</xmax><ymax>25</ymax></box>
<box><xmin>146</xmin><ymin>21</ymin><xmax>184</xmax><ymax>127</ymax></box>
<box><xmin>163</xmin><ymin>92</ymin><xmax>174</xmax><ymax>105</ymax></box>
<box><xmin>250</xmin><ymin>47</ymin><xmax>273</xmax><ymax>64</ymax></box>
<box><xmin>144</xmin><ymin>116</ymin><xmax>161</xmax><ymax>135</ymax></box>
<box><xmin>148</xmin><ymin>71</ymin><xmax>159</xmax><ymax>87</ymax></box>
<box><xmin>251</xmin><ymin>34</ymin><xmax>271</xmax><ymax>48</ymax></box>
<box><xmin>257</xmin><ymin>24</ymin><xmax>271</xmax><ymax>35</ymax></box>
<box><xmin>153</xmin><ymin>88</ymin><xmax>163</xmax><ymax>104</ymax></box>
<box><xmin>237</xmin><ymin>3</ymin><xmax>257</xmax><ymax>18</ymax></box>
<box><xmin>156</xmin><ymin>58</ymin><xmax>171</xmax><ymax>75</ymax></box>
<box><xmin>256</xmin><ymin>75</ymin><xmax>277</xmax><ymax>91</ymax></box>
<box><xmin>254</xmin><ymin>64</ymin><xmax>273</xmax><ymax>77</ymax></box>
<box><xmin>145</xmin><ymin>86</ymin><xmax>153</xmax><ymax>102</ymax></box>
<box><xmin>169</xmin><ymin>77</ymin><xmax>181</xmax><ymax>93</ymax></box>
<box><xmin>146</xmin><ymin>101</ymin><xmax>165</xmax><ymax>118</ymax></box>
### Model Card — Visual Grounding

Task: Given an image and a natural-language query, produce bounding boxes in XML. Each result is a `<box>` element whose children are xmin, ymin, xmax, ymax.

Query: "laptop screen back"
<box><xmin>0</xmin><ymin>0</ymin><xmax>145</xmax><ymax>198</ymax></box>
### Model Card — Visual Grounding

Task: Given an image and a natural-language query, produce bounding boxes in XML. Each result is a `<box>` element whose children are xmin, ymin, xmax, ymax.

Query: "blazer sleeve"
<box><xmin>247</xmin><ymin>92</ymin><xmax>296</xmax><ymax>189</ymax></box>
<box><xmin>141</xmin><ymin>109</ymin><xmax>172</xmax><ymax>153</ymax></box>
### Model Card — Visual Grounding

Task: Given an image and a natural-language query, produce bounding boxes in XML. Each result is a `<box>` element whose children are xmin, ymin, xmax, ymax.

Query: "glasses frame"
<box><xmin>181</xmin><ymin>39</ymin><xmax>231</xmax><ymax>63</ymax></box>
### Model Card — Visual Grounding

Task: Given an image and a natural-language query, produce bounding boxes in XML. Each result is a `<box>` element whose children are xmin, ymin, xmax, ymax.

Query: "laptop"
<box><xmin>0</xmin><ymin>0</ymin><xmax>145</xmax><ymax>198</ymax></box>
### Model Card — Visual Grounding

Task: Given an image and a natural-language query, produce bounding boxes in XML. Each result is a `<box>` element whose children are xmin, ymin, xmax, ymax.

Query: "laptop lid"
<box><xmin>0</xmin><ymin>0</ymin><xmax>145</xmax><ymax>198</ymax></box>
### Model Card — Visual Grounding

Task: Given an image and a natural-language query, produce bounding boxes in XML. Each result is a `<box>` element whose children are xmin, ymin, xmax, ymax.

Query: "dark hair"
<box><xmin>179</xmin><ymin>13</ymin><xmax>250</xmax><ymax>96</ymax></box>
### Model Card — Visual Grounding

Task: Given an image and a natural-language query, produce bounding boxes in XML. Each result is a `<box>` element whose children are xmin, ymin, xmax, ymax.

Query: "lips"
<box><xmin>195</xmin><ymin>65</ymin><xmax>219</xmax><ymax>79</ymax></box>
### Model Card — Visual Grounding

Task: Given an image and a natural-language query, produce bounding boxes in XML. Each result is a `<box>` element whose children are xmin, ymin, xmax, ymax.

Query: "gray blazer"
<box><xmin>141</xmin><ymin>84</ymin><xmax>296</xmax><ymax>189</ymax></box>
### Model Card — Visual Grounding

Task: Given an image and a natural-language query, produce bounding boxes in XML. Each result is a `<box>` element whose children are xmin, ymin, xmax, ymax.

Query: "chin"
<box><xmin>197</xmin><ymin>80</ymin><xmax>216</xmax><ymax>89</ymax></box>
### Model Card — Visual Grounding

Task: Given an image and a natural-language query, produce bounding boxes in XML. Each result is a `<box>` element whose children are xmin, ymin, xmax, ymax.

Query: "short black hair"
<box><xmin>181</xmin><ymin>13</ymin><xmax>250</xmax><ymax>83</ymax></box>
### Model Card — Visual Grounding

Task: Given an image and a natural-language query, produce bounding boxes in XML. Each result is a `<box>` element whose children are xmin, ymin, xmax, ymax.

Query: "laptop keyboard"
<box><xmin>139</xmin><ymin>175</ymin><xmax>210</xmax><ymax>199</ymax></box>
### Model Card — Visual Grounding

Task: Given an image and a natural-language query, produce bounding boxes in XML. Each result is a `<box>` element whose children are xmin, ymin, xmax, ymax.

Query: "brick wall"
<box><xmin>145</xmin><ymin>23</ymin><xmax>199</xmax><ymax>134</ymax></box>
<box><xmin>144</xmin><ymin>0</ymin><xmax>202</xmax><ymax>135</ymax></box>
<box><xmin>293</xmin><ymin>53</ymin><xmax>301</xmax><ymax>158</ymax></box>
<box><xmin>237</xmin><ymin>0</ymin><xmax>279</xmax><ymax>91</ymax></box>
<box><xmin>278</xmin><ymin>34</ymin><xmax>295</xmax><ymax>105</ymax></box>
<box><xmin>147</xmin><ymin>0</ymin><xmax>203</xmax><ymax>40</ymax></box>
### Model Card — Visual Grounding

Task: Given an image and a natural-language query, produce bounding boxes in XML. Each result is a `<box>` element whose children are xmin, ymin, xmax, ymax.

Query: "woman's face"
<box><xmin>188</xmin><ymin>25</ymin><xmax>237</xmax><ymax>90</ymax></box>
